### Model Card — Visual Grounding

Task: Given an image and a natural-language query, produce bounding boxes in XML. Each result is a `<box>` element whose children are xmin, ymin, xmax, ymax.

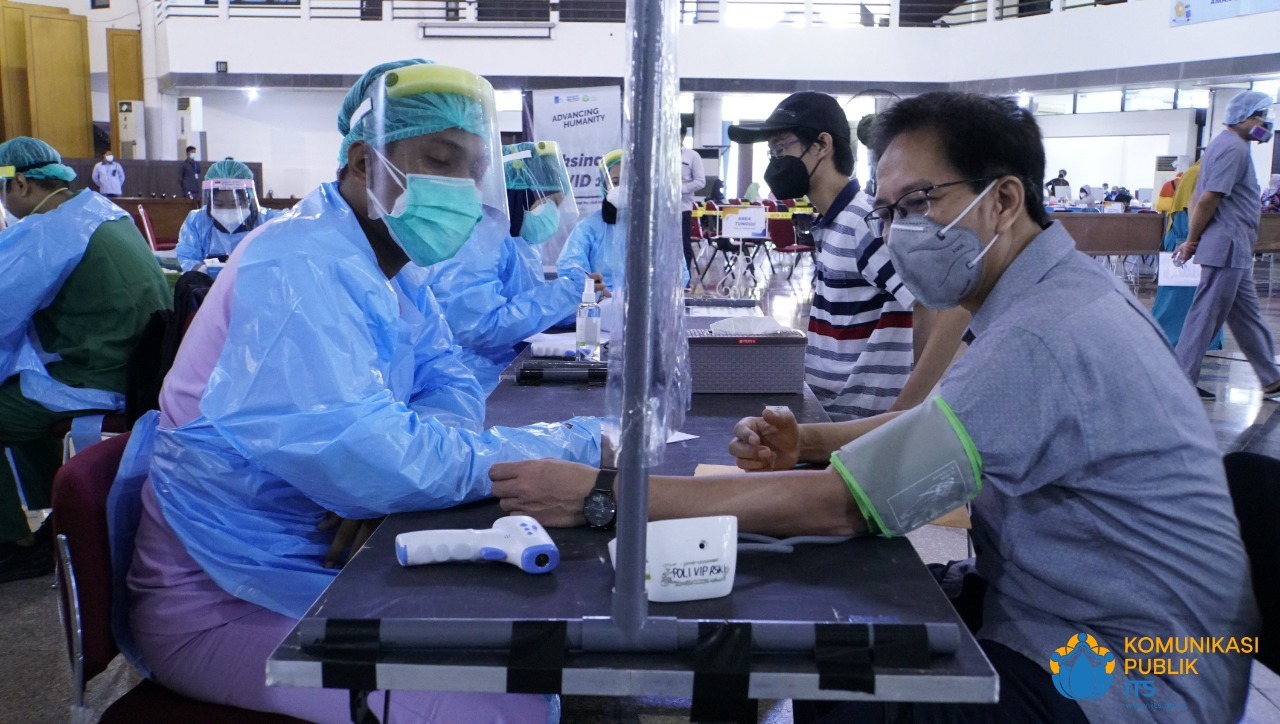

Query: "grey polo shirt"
<box><xmin>938</xmin><ymin>222</ymin><xmax>1257</xmax><ymax>721</ymax></box>
<box><xmin>1193</xmin><ymin>129</ymin><xmax>1261</xmax><ymax>269</ymax></box>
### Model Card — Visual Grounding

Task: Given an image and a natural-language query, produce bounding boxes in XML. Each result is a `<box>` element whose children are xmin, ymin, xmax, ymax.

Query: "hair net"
<box><xmin>0</xmin><ymin>136</ymin><xmax>76</xmax><ymax>183</ymax></box>
<box><xmin>1224</xmin><ymin>90</ymin><xmax>1273</xmax><ymax>126</ymax></box>
<box><xmin>205</xmin><ymin>158</ymin><xmax>253</xmax><ymax>181</ymax></box>
<box><xmin>338</xmin><ymin>59</ymin><xmax>428</xmax><ymax>166</ymax></box>
<box><xmin>339</xmin><ymin>58</ymin><xmax>492</xmax><ymax>169</ymax></box>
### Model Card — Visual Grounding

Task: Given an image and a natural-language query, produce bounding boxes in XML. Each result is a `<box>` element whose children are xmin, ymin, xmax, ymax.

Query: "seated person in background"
<box><xmin>174</xmin><ymin>159</ymin><xmax>286</xmax><ymax>273</ymax></box>
<box><xmin>728</xmin><ymin>92</ymin><xmax>968</xmax><ymax>419</ymax></box>
<box><xmin>556</xmin><ymin>149</ymin><xmax>690</xmax><ymax>295</ymax></box>
<box><xmin>117</xmin><ymin>60</ymin><xmax>600</xmax><ymax>722</ymax></box>
<box><xmin>503</xmin><ymin>140</ymin><xmax>577</xmax><ymax>260</ymax></box>
<box><xmin>492</xmin><ymin>92</ymin><xmax>1257</xmax><ymax>722</ymax></box>
<box><xmin>1263</xmin><ymin>173</ymin><xmax>1280</xmax><ymax>213</ymax></box>
<box><xmin>0</xmin><ymin>137</ymin><xmax>169</xmax><ymax>583</ymax></box>
<box><xmin>421</xmin><ymin>141</ymin><xmax>601</xmax><ymax>394</ymax></box>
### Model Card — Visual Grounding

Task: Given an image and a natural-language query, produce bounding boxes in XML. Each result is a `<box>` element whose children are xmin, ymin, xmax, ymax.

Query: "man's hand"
<box><xmin>1172</xmin><ymin>241</ymin><xmax>1196</xmax><ymax>265</ymax></box>
<box><xmin>588</xmin><ymin>273</ymin><xmax>612</xmax><ymax>298</ymax></box>
<box><xmin>317</xmin><ymin>512</ymin><xmax>385</xmax><ymax>569</ymax></box>
<box><xmin>490</xmin><ymin>459</ymin><xmax>598</xmax><ymax>527</ymax></box>
<box><xmin>729</xmin><ymin>406</ymin><xmax>800</xmax><ymax>471</ymax></box>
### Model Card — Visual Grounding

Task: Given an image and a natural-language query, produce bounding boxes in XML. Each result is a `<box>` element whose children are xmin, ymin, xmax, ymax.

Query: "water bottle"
<box><xmin>575</xmin><ymin>276</ymin><xmax>601</xmax><ymax>362</ymax></box>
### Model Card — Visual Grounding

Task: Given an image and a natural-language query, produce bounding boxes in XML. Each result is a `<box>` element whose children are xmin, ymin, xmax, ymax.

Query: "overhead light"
<box><xmin>246</xmin><ymin>88</ymin><xmax>260</xmax><ymax>101</ymax></box>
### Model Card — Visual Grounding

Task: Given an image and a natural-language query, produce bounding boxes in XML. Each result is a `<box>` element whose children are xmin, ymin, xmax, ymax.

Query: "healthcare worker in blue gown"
<box><xmin>112</xmin><ymin>60</ymin><xmax>598</xmax><ymax>723</ymax></box>
<box><xmin>557</xmin><ymin>149</ymin><xmax>689</xmax><ymax>302</ymax></box>
<box><xmin>422</xmin><ymin>140</ymin><xmax>599</xmax><ymax>394</ymax></box>
<box><xmin>174</xmin><ymin>158</ymin><xmax>285</xmax><ymax>273</ymax></box>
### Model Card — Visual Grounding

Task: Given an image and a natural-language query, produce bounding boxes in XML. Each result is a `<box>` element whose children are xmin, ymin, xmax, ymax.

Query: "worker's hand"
<box><xmin>588</xmin><ymin>273</ymin><xmax>612</xmax><ymax>298</ymax></box>
<box><xmin>1172</xmin><ymin>242</ymin><xmax>1196</xmax><ymax>266</ymax></box>
<box><xmin>490</xmin><ymin>459</ymin><xmax>597</xmax><ymax>527</ymax></box>
<box><xmin>317</xmin><ymin>512</ymin><xmax>385</xmax><ymax>569</ymax></box>
<box><xmin>729</xmin><ymin>406</ymin><xmax>800</xmax><ymax>472</ymax></box>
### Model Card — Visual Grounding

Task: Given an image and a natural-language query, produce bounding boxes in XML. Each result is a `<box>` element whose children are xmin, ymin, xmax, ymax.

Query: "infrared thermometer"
<box><xmin>394</xmin><ymin>516</ymin><xmax>559</xmax><ymax>574</ymax></box>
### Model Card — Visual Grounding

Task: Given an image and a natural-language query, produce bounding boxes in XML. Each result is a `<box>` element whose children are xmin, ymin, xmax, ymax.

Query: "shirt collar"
<box><xmin>813</xmin><ymin>179</ymin><xmax>860</xmax><ymax>230</ymax></box>
<box><xmin>968</xmin><ymin>221</ymin><xmax>1075</xmax><ymax>338</ymax></box>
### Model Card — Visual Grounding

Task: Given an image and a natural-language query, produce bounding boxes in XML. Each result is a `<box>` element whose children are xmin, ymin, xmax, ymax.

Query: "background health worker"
<box><xmin>421</xmin><ymin>140</ymin><xmax>595</xmax><ymax>393</ymax></box>
<box><xmin>175</xmin><ymin>158</ymin><xmax>285</xmax><ymax>273</ymax></box>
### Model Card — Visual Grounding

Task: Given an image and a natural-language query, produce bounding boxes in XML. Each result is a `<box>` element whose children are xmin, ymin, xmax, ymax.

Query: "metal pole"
<box><xmin>612</xmin><ymin>0</ymin><xmax>678</xmax><ymax>642</ymax></box>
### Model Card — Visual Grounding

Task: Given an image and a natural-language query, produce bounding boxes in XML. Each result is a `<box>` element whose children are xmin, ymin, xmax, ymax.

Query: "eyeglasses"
<box><xmin>864</xmin><ymin>177</ymin><xmax>995</xmax><ymax>238</ymax></box>
<box><xmin>766</xmin><ymin>138</ymin><xmax>805</xmax><ymax>160</ymax></box>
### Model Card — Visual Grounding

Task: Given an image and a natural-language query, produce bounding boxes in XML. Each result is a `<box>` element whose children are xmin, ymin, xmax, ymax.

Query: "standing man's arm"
<box><xmin>1175</xmin><ymin>192</ymin><xmax>1224</xmax><ymax>260</ymax></box>
<box><xmin>889</xmin><ymin>305</ymin><xmax>970</xmax><ymax>412</ymax></box>
<box><xmin>681</xmin><ymin>152</ymin><xmax>706</xmax><ymax>196</ymax></box>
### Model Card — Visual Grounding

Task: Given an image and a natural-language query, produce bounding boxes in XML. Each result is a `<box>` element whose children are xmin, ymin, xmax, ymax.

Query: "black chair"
<box><xmin>1223</xmin><ymin>451</ymin><xmax>1280</xmax><ymax>674</ymax></box>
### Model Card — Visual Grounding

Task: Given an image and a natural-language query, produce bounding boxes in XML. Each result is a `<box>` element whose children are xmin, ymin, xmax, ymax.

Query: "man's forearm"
<box><xmin>646</xmin><ymin>469</ymin><xmax>865</xmax><ymax>537</ymax></box>
<box><xmin>797</xmin><ymin>411</ymin><xmax>904</xmax><ymax>462</ymax></box>
<box><xmin>1185</xmin><ymin>194</ymin><xmax>1222</xmax><ymax>246</ymax></box>
<box><xmin>892</xmin><ymin>305</ymin><xmax>970</xmax><ymax>411</ymax></box>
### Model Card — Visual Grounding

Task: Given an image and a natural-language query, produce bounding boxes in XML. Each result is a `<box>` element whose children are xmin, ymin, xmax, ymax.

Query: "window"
<box><xmin>1251</xmin><ymin>79</ymin><xmax>1280</xmax><ymax>102</ymax></box>
<box><xmin>1031</xmin><ymin>94</ymin><xmax>1074</xmax><ymax>115</ymax></box>
<box><xmin>477</xmin><ymin>0</ymin><xmax>550</xmax><ymax>21</ymax></box>
<box><xmin>1075</xmin><ymin>91</ymin><xmax>1122</xmax><ymax>113</ymax></box>
<box><xmin>1175</xmin><ymin>89</ymin><xmax>1210</xmax><ymax>109</ymax></box>
<box><xmin>1123</xmin><ymin>88</ymin><xmax>1175</xmax><ymax>112</ymax></box>
<box><xmin>558</xmin><ymin>0</ymin><xmax>625</xmax><ymax>22</ymax></box>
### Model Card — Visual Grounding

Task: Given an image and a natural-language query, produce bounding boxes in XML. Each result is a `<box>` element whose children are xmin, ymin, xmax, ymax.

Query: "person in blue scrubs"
<box><xmin>116</xmin><ymin>60</ymin><xmax>599</xmax><ymax>722</ymax></box>
<box><xmin>422</xmin><ymin>141</ymin><xmax>598</xmax><ymax>393</ymax></box>
<box><xmin>174</xmin><ymin>159</ymin><xmax>284</xmax><ymax>273</ymax></box>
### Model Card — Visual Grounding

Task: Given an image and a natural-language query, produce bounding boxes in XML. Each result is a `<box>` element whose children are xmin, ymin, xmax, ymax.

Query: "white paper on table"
<box><xmin>524</xmin><ymin>332</ymin><xmax>577</xmax><ymax>358</ymax></box>
<box><xmin>685</xmin><ymin>306</ymin><xmax>765</xmax><ymax>318</ymax></box>
<box><xmin>1158</xmin><ymin>251</ymin><xmax>1202</xmax><ymax>287</ymax></box>
<box><xmin>708</xmin><ymin>316</ymin><xmax>785</xmax><ymax>335</ymax></box>
<box><xmin>666</xmin><ymin>431</ymin><xmax>699</xmax><ymax>444</ymax></box>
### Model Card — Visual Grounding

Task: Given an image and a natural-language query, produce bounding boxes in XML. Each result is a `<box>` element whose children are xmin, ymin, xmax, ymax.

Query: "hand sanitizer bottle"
<box><xmin>576</xmin><ymin>276</ymin><xmax>601</xmax><ymax>362</ymax></box>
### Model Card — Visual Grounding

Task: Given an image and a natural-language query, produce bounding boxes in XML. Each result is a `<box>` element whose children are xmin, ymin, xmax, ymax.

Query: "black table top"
<box><xmin>268</xmin><ymin>378</ymin><xmax>997</xmax><ymax>703</ymax></box>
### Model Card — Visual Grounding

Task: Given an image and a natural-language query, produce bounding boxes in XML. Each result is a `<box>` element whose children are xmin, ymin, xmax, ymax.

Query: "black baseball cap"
<box><xmin>728</xmin><ymin>92</ymin><xmax>852</xmax><ymax>145</ymax></box>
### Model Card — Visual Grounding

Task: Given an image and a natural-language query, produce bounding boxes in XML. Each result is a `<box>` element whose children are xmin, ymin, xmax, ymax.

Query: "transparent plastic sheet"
<box><xmin>603</xmin><ymin>2</ymin><xmax>690</xmax><ymax>467</ymax></box>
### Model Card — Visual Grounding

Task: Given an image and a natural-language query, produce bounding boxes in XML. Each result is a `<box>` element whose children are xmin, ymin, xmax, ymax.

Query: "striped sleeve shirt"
<box><xmin>806</xmin><ymin>180</ymin><xmax>915</xmax><ymax>419</ymax></box>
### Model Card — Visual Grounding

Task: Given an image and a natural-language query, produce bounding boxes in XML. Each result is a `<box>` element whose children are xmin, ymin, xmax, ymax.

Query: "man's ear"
<box><xmin>994</xmin><ymin>176</ymin><xmax>1025</xmax><ymax>233</ymax></box>
<box><xmin>346</xmin><ymin>142</ymin><xmax>370</xmax><ymax>188</ymax></box>
<box><xmin>813</xmin><ymin>132</ymin><xmax>835</xmax><ymax>162</ymax></box>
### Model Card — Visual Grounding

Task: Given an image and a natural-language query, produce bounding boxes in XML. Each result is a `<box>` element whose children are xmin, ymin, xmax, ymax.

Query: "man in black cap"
<box><xmin>728</xmin><ymin>92</ymin><xmax>969</xmax><ymax>419</ymax></box>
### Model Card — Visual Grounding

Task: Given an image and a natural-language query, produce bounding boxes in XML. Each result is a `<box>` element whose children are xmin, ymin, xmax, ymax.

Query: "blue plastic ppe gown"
<box><xmin>175</xmin><ymin>207</ymin><xmax>286</xmax><ymax>272</ymax></box>
<box><xmin>555</xmin><ymin>210</ymin><xmax>689</xmax><ymax>325</ymax></box>
<box><xmin>0</xmin><ymin>190</ymin><xmax>130</xmax><ymax>412</ymax></box>
<box><xmin>146</xmin><ymin>182</ymin><xmax>600</xmax><ymax>619</ymax></box>
<box><xmin>424</xmin><ymin>206</ymin><xmax>587</xmax><ymax>393</ymax></box>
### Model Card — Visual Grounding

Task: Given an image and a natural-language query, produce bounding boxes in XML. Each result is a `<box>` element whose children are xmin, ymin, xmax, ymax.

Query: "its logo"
<box><xmin>553</xmin><ymin>95</ymin><xmax>560</xmax><ymax>104</ymax></box>
<box><xmin>1050</xmin><ymin>632</ymin><xmax>1117</xmax><ymax>700</ymax></box>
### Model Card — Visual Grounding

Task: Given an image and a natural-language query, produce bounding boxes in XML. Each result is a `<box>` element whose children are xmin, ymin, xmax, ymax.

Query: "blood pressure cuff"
<box><xmin>829</xmin><ymin>397</ymin><xmax>981</xmax><ymax>537</ymax></box>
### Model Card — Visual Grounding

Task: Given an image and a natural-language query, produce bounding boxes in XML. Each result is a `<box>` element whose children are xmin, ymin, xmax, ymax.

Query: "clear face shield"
<box><xmin>503</xmin><ymin>140</ymin><xmax>580</xmax><ymax>246</ymax></box>
<box><xmin>0</xmin><ymin>165</ymin><xmax>14</xmax><ymax>226</ymax></box>
<box><xmin>363</xmin><ymin>63</ymin><xmax>506</xmax><ymax>268</ymax></box>
<box><xmin>203</xmin><ymin>178</ymin><xmax>260</xmax><ymax>233</ymax></box>
<box><xmin>599</xmin><ymin>149</ymin><xmax>623</xmax><ymax>201</ymax></box>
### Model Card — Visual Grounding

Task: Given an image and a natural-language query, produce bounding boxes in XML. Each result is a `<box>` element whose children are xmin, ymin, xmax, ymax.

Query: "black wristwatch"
<box><xmin>583</xmin><ymin>468</ymin><xmax>618</xmax><ymax>529</ymax></box>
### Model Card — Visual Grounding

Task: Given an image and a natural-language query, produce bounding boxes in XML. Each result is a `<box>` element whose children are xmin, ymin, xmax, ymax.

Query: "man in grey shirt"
<box><xmin>492</xmin><ymin>92</ymin><xmax>1259</xmax><ymax>722</ymax></box>
<box><xmin>1173</xmin><ymin>90</ymin><xmax>1280</xmax><ymax>401</ymax></box>
<box><xmin>679</xmin><ymin>126</ymin><xmax>706</xmax><ymax>283</ymax></box>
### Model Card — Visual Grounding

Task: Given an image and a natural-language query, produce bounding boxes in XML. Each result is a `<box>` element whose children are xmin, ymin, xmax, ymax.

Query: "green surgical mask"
<box><xmin>377</xmin><ymin>174</ymin><xmax>482</xmax><ymax>267</ymax></box>
<box><xmin>519</xmin><ymin>201</ymin><xmax>560</xmax><ymax>245</ymax></box>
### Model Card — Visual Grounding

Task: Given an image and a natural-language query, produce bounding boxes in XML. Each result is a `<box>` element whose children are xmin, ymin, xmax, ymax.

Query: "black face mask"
<box><xmin>601</xmin><ymin>199</ymin><xmax>618</xmax><ymax>225</ymax></box>
<box><xmin>764</xmin><ymin>153</ymin><xmax>815</xmax><ymax>200</ymax></box>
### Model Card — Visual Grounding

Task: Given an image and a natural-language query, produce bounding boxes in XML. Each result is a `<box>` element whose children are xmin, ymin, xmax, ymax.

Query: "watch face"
<box><xmin>583</xmin><ymin>490</ymin><xmax>616</xmax><ymax>528</ymax></box>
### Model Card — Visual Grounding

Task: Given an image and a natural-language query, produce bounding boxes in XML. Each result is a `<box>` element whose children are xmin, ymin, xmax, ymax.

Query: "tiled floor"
<box><xmin>4</xmin><ymin>251</ymin><xmax>1280</xmax><ymax>723</ymax></box>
